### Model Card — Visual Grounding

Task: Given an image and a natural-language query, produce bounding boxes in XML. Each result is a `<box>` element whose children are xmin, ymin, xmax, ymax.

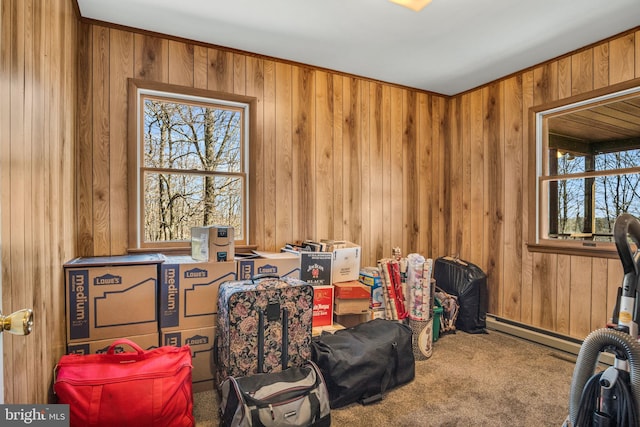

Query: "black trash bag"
<box><xmin>311</xmin><ymin>319</ymin><xmax>415</xmax><ymax>409</ymax></box>
<box><xmin>433</xmin><ymin>256</ymin><xmax>488</xmax><ymax>334</ymax></box>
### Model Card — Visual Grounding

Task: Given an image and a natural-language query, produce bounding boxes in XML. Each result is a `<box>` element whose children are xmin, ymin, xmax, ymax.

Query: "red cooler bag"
<box><xmin>54</xmin><ymin>339</ymin><xmax>194</xmax><ymax>427</ymax></box>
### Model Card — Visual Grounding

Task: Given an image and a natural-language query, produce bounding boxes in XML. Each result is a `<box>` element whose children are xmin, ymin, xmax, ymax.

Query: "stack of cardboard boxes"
<box><xmin>63</xmin><ymin>229</ymin><xmax>376</xmax><ymax>391</ymax></box>
<box><xmin>63</xmin><ymin>225</ymin><xmax>237</xmax><ymax>392</ymax></box>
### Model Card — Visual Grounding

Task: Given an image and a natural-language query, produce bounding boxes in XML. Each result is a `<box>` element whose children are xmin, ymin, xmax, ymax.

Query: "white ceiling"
<box><xmin>77</xmin><ymin>0</ymin><xmax>640</xmax><ymax>96</ymax></box>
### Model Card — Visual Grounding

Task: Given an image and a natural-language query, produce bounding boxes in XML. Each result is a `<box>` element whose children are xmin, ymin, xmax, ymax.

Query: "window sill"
<box><xmin>127</xmin><ymin>244</ymin><xmax>259</xmax><ymax>256</ymax></box>
<box><xmin>526</xmin><ymin>241</ymin><xmax>618</xmax><ymax>259</ymax></box>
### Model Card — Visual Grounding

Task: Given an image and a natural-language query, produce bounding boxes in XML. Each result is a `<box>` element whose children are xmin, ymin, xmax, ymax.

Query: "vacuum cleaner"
<box><xmin>565</xmin><ymin>213</ymin><xmax>640</xmax><ymax>427</ymax></box>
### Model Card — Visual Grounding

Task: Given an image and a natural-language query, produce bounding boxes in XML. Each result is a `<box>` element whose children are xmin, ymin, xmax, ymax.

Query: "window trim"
<box><xmin>127</xmin><ymin>79</ymin><xmax>257</xmax><ymax>251</ymax></box>
<box><xmin>527</xmin><ymin>77</ymin><xmax>640</xmax><ymax>257</ymax></box>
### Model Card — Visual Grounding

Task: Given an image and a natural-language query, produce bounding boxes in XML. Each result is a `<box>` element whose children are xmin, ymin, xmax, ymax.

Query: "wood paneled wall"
<box><xmin>76</xmin><ymin>25</ymin><xmax>447</xmax><ymax>265</ymax></box>
<box><xmin>1</xmin><ymin>0</ymin><xmax>77</xmax><ymax>403</ymax></box>
<box><xmin>2</xmin><ymin>0</ymin><xmax>638</xmax><ymax>405</ymax></box>
<box><xmin>76</xmin><ymin>21</ymin><xmax>640</xmax><ymax>346</ymax></box>
<box><xmin>452</xmin><ymin>29</ymin><xmax>640</xmax><ymax>339</ymax></box>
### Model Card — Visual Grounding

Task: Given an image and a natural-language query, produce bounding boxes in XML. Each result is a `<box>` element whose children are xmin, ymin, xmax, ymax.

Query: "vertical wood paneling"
<box><xmin>402</xmin><ymin>91</ymin><xmax>418</xmax><ymax>254</ymax></box>
<box><xmin>91</xmin><ymin>25</ymin><xmax>110</xmax><ymax>255</ymax></box>
<box><xmin>193</xmin><ymin>45</ymin><xmax>208</xmax><ymax>90</ymax></box>
<box><xmin>532</xmin><ymin>252</ymin><xmax>557</xmax><ymax>330</ymax></box>
<box><xmin>77</xmin><ymin>22</ymin><xmax>93</xmax><ymax>255</ymax></box>
<box><xmin>109</xmin><ymin>29</ymin><xmax>133</xmax><ymax>255</ymax></box>
<box><xmin>445</xmin><ymin>97</ymin><xmax>461</xmax><ymax>255</ymax></box>
<box><xmin>571</xmin><ymin>49</ymin><xmax>593</xmax><ymax>95</ymax></box>
<box><xmin>591</xmin><ymin>257</ymin><xmax>609</xmax><ymax>330</ymax></box>
<box><xmin>389</xmin><ymin>87</ymin><xmax>403</xmax><ymax>251</ymax></box>
<box><xmin>432</xmin><ymin>96</ymin><xmax>444</xmax><ymax>257</ymax></box>
<box><xmin>274</xmin><ymin>62</ymin><xmax>293</xmax><ymax>245</ymax></box>
<box><xmin>609</xmin><ymin>33</ymin><xmax>635</xmax><ymax>84</ymax></box>
<box><xmin>207</xmin><ymin>48</ymin><xmax>233</xmax><ymax>92</ymax></box>
<box><xmin>569</xmin><ymin>256</ymin><xmax>592</xmax><ymax>338</ymax></box>
<box><xmin>369</xmin><ymin>83</ymin><xmax>384</xmax><ymax>260</ymax></box>
<box><xmin>292</xmin><ymin>66</ymin><xmax>315</xmax><ymax>240</ymax></box>
<box><xmin>502</xmin><ymin>75</ymin><xmax>523</xmax><ymax>321</ymax></box>
<box><xmin>134</xmin><ymin>34</ymin><xmax>168</xmax><ymax>83</ymax></box>
<box><xmin>469</xmin><ymin>89</ymin><xmax>484</xmax><ymax>264</ymax></box>
<box><xmin>593</xmin><ymin>43</ymin><xmax>610</xmax><ymax>89</ymax></box>
<box><xmin>332</xmin><ymin>75</ymin><xmax>344</xmax><ymax>242</ymax></box>
<box><xmin>417</xmin><ymin>92</ymin><xmax>433</xmax><ymax>258</ymax></box>
<box><xmin>556</xmin><ymin>254</ymin><xmax>571</xmax><ymax>334</ymax></box>
<box><xmin>2</xmin><ymin>0</ymin><xmax>76</xmax><ymax>403</ymax></box>
<box><xmin>246</xmin><ymin>57</ymin><xmax>267</xmax><ymax>248</ymax></box>
<box><xmin>74</xmin><ymin>19</ymin><xmax>640</xmax><ymax>349</ymax></box>
<box><xmin>167</xmin><ymin>40</ymin><xmax>193</xmax><ymax>87</ymax></box>
<box><xmin>520</xmin><ymin>70</ymin><xmax>535</xmax><ymax>326</ymax></box>
<box><xmin>459</xmin><ymin>93</ymin><xmax>471</xmax><ymax>260</ymax></box>
<box><xmin>483</xmin><ymin>82</ymin><xmax>504</xmax><ymax>315</ymax></box>
<box><xmin>558</xmin><ymin>56</ymin><xmax>571</xmax><ymax>99</ymax></box>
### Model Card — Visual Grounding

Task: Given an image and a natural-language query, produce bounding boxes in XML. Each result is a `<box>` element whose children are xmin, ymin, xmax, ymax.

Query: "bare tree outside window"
<box><xmin>140</xmin><ymin>95</ymin><xmax>246</xmax><ymax>245</ymax></box>
<box><xmin>531</xmin><ymin>81</ymin><xmax>640</xmax><ymax>252</ymax></box>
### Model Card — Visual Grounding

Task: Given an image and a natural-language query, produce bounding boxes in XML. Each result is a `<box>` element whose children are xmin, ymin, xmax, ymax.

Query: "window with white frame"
<box><xmin>129</xmin><ymin>80</ymin><xmax>250</xmax><ymax>250</ymax></box>
<box><xmin>534</xmin><ymin>83</ymin><xmax>640</xmax><ymax>250</ymax></box>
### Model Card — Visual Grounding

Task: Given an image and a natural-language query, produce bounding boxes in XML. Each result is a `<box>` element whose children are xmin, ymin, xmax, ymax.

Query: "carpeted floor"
<box><xmin>194</xmin><ymin>328</ymin><xmax>579</xmax><ymax>426</ymax></box>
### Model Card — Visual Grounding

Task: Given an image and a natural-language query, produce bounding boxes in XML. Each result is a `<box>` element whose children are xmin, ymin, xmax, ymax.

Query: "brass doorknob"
<box><xmin>1</xmin><ymin>309</ymin><xmax>33</xmax><ymax>335</ymax></box>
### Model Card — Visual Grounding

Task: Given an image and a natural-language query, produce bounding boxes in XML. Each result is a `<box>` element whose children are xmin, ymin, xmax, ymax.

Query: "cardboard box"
<box><xmin>299</xmin><ymin>252</ymin><xmax>332</xmax><ymax>285</ymax></box>
<box><xmin>66</xmin><ymin>333</ymin><xmax>159</xmax><ymax>355</ymax></box>
<box><xmin>162</xmin><ymin>326</ymin><xmax>216</xmax><ymax>393</ymax></box>
<box><xmin>159</xmin><ymin>256</ymin><xmax>236</xmax><ymax>329</ymax></box>
<box><xmin>312</xmin><ymin>323</ymin><xmax>345</xmax><ymax>337</ymax></box>
<box><xmin>191</xmin><ymin>225</ymin><xmax>234</xmax><ymax>262</ymax></box>
<box><xmin>312</xmin><ymin>285</ymin><xmax>334</xmax><ymax>327</ymax></box>
<box><xmin>334</xmin><ymin>313</ymin><xmax>368</xmax><ymax>328</ymax></box>
<box><xmin>64</xmin><ymin>254</ymin><xmax>163</xmax><ymax>342</ymax></box>
<box><xmin>331</xmin><ymin>242</ymin><xmax>361</xmax><ymax>284</ymax></box>
<box><xmin>333</xmin><ymin>298</ymin><xmax>369</xmax><ymax>315</ymax></box>
<box><xmin>236</xmin><ymin>251</ymin><xmax>300</xmax><ymax>280</ymax></box>
<box><xmin>333</xmin><ymin>280</ymin><xmax>371</xmax><ymax>299</ymax></box>
<box><xmin>359</xmin><ymin>267</ymin><xmax>385</xmax><ymax>309</ymax></box>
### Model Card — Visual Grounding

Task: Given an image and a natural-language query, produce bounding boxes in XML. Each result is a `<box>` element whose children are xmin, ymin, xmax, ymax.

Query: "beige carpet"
<box><xmin>194</xmin><ymin>329</ymin><xmax>579</xmax><ymax>427</ymax></box>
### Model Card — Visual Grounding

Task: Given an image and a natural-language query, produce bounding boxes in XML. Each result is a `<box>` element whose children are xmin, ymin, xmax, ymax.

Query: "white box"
<box><xmin>191</xmin><ymin>225</ymin><xmax>234</xmax><ymax>262</ymax></box>
<box><xmin>331</xmin><ymin>242</ymin><xmax>361</xmax><ymax>283</ymax></box>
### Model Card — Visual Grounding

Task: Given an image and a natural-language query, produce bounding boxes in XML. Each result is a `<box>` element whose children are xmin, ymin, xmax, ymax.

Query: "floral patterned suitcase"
<box><xmin>215</xmin><ymin>275</ymin><xmax>314</xmax><ymax>387</ymax></box>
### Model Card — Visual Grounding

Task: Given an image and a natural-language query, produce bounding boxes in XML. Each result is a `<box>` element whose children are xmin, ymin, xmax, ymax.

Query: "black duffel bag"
<box><xmin>311</xmin><ymin>319</ymin><xmax>415</xmax><ymax>409</ymax></box>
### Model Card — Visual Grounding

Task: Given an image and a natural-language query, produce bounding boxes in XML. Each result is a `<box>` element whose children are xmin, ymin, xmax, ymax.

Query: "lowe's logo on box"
<box><xmin>186</xmin><ymin>334</ymin><xmax>209</xmax><ymax>346</ymax></box>
<box><xmin>93</xmin><ymin>273</ymin><xmax>122</xmax><ymax>286</ymax></box>
<box><xmin>1</xmin><ymin>404</ymin><xmax>69</xmax><ymax>426</ymax></box>
<box><xmin>258</xmin><ymin>264</ymin><xmax>278</xmax><ymax>275</ymax></box>
<box><xmin>184</xmin><ymin>268</ymin><xmax>208</xmax><ymax>279</ymax></box>
<box><xmin>69</xmin><ymin>270</ymin><xmax>89</xmax><ymax>340</ymax></box>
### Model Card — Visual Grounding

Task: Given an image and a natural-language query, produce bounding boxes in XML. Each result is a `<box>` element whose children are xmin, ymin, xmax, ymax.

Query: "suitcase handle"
<box><xmin>107</xmin><ymin>339</ymin><xmax>145</xmax><ymax>355</ymax></box>
<box><xmin>251</xmin><ymin>273</ymin><xmax>280</xmax><ymax>283</ymax></box>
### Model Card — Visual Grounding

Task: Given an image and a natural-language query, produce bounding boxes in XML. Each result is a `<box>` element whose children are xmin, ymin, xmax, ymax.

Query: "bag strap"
<box><xmin>88</xmin><ymin>385</ymin><xmax>103</xmax><ymax>427</ymax></box>
<box><xmin>358</xmin><ymin>340</ymin><xmax>398</xmax><ymax>406</ymax></box>
<box><xmin>107</xmin><ymin>338</ymin><xmax>144</xmax><ymax>355</ymax></box>
<box><xmin>281</xmin><ymin>307</ymin><xmax>289</xmax><ymax>370</ymax></box>
<box><xmin>258</xmin><ymin>310</ymin><xmax>265</xmax><ymax>373</ymax></box>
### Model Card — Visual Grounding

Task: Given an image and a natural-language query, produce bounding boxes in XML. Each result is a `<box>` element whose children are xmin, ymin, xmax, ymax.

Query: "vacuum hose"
<box><xmin>569</xmin><ymin>328</ymin><xmax>640</xmax><ymax>426</ymax></box>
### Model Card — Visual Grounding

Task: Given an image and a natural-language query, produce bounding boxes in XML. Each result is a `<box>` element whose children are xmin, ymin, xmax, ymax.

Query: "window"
<box><xmin>532</xmin><ymin>80</ymin><xmax>640</xmax><ymax>253</ymax></box>
<box><xmin>128</xmin><ymin>80</ymin><xmax>253</xmax><ymax>250</ymax></box>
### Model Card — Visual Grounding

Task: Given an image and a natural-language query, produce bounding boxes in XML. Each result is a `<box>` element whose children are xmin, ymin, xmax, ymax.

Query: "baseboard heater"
<box><xmin>486</xmin><ymin>314</ymin><xmax>615</xmax><ymax>366</ymax></box>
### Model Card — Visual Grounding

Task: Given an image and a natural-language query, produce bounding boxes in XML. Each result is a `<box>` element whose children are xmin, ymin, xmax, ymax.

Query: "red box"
<box><xmin>312</xmin><ymin>285</ymin><xmax>334</xmax><ymax>327</ymax></box>
<box><xmin>333</xmin><ymin>280</ymin><xmax>371</xmax><ymax>299</ymax></box>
